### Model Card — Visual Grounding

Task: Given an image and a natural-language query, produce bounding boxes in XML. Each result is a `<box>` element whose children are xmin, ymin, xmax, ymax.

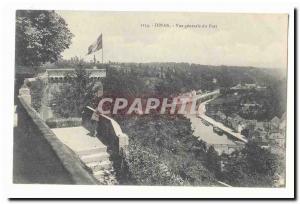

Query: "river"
<box><xmin>184</xmin><ymin>97</ymin><xmax>241</xmax><ymax>154</ymax></box>
<box><xmin>186</xmin><ymin>114</ymin><xmax>236</xmax><ymax>145</ymax></box>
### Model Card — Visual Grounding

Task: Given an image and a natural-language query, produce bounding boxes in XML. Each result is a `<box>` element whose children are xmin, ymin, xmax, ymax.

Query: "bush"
<box><xmin>30</xmin><ymin>78</ymin><xmax>45</xmax><ymax>112</ymax></box>
<box><xmin>116</xmin><ymin>115</ymin><xmax>216</xmax><ymax>186</ymax></box>
<box><xmin>221</xmin><ymin>142</ymin><xmax>280</xmax><ymax>187</ymax></box>
<box><xmin>119</xmin><ymin>141</ymin><xmax>186</xmax><ymax>185</ymax></box>
<box><xmin>51</xmin><ymin>67</ymin><xmax>97</xmax><ymax>118</ymax></box>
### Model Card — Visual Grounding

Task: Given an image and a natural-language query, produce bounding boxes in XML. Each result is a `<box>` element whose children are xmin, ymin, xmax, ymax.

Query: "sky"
<box><xmin>57</xmin><ymin>11</ymin><xmax>288</xmax><ymax>69</ymax></box>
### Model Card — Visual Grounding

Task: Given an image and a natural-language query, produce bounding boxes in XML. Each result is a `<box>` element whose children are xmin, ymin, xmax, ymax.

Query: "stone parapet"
<box><xmin>17</xmin><ymin>95</ymin><xmax>98</xmax><ymax>184</ymax></box>
<box><xmin>98</xmin><ymin>114</ymin><xmax>129</xmax><ymax>155</ymax></box>
<box><xmin>47</xmin><ymin>68</ymin><xmax>106</xmax><ymax>83</ymax></box>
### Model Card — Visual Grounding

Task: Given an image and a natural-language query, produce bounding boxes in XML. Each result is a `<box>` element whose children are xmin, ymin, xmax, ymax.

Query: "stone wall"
<box><xmin>47</xmin><ymin>68</ymin><xmax>106</xmax><ymax>83</ymax></box>
<box><xmin>15</xmin><ymin>93</ymin><xmax>98</xmax><ymax>184</ymax></box>
<box><xmin>212</xmin><ymin>143</ymin><xmax>244</xmax><ymax>155</ymax></box>
<box><xmin>16</xmin><ymin>74</ymin><xmax>129</xmax><ymax>184</ymax></box>
<box><xmin>82</xmin><ymin>107</ymin><xmax>129</xmax><ymax>156</ymax></box>
<box><xmin>97</xmin><ymin>114</ymin><xmax>129</xmax><ymax>155</ymax></box>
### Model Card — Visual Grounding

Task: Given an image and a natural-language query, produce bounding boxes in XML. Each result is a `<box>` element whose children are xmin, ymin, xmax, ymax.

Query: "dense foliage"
<box><xmin>15</xmin><ymin>10</ymin><xmax>73</xmax><ymax>66</ymax></box>
<box><xmin>46</xmin><ymin>60</ymin><xmax>284</xmax><ymax>186</ymax></box>
<box><xmin>103</xmin><ymin>68</ymin><xmax>150</xmax><ymax>98</ymax></box>
<box><xmin>220</xmin><ymin>142</ymin><xmax>280</xmax><ymax>187</ymax></box>
<box><xmin>116</xmin><ymin>115</ymin><xmax>218</xmax><ymax>186</ymax></box>
<box><xmin>120</xmin><ymin>143</ymin><xmax>186</xmax><ymax>185</ymax></box>
<box><xmin>102</xmin><ymin>62</ymin><xmax>286</xmax><ymax>120</ymax></box>
<box><xmin>51</xmin><ymin>67</ymin><xmax>96</xmax><ymax>118</ymax></box>
<box><xmin>207</xmin><ymin>82</ymin><xmax>286</xmax><ymax>121</ymax></box>
<box><xmin>30</xmin><ymin>78</ymin><xmax>45</xmax><ymax>112</ymax></box>
<box><xmin>116</xmin><ymin>114</ymin><xmax>280</xmax><ymax>187</ymax></box>
<box><xmin>139</xmin><ymin>63</ymin><xmax>284</xmax><ymax>97</ymax></box>
<box><xmin>239</xmin><ymin>85</ymin><xmax>286</xmax><ymax>120</ymax></box>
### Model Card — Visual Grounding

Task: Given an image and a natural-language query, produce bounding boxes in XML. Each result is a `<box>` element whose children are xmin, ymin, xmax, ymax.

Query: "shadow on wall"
<box><xmin>82</xmin><ymin>107</ymin><xmax>129</xmax><ymax>157</ymax></box>
<box><xmin>15</xmin><ymin>89</ymin><xmax>98</xmax><ymax>184</ymax></box>
<box><xmin>14</xmin><ymin>99</ymin><xmax>75</xmax><ymax>184</ymax></box>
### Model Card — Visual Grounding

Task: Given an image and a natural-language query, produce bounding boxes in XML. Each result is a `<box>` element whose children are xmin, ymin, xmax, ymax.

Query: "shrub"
<box><xmin>116</xmin><ymin>115</ymin><xmax>216</xmax><ymax>186</ymax></box>
<box><xmin>30</xmin><ymin>78</ymin><xmax>45</xmax><ymax>112</ymax></box>
<box><xmin>120</xmin><ymin>141</ymin><xmax>186</xmax><ymax>186</ymax></box>
<box><xmin>51</xmin><ymin>67</ymin><xmax>97</xmax><ymax>118</ymax></box>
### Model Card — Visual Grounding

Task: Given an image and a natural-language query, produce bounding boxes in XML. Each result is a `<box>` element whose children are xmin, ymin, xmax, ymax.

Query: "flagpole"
<box><xmin>102</xmin><ymin>34</ymin><xmax>104</xmax><ymax>64</ymax></box>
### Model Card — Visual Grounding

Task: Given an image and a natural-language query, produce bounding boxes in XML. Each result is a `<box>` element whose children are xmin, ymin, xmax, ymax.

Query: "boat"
<box><xmin>202</xmin><ymin>120</ymin><xmax>210</xmax><ymax>126</ymax></box>
<box><xmin>213</xmin><ymin>127</ymin><xmax>223</xmax><ymax>135</ymax></box>
<box><xmin>199</xmin><ymin>118</ymin><xmax>210</xmax><ymax>126</ymax></box>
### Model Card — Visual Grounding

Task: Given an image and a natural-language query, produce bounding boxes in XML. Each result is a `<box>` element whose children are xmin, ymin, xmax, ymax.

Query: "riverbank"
<box><xmin>185</xmin><ymin>98</ymin><xmax>245</xmax><ymax>155</ymax></box>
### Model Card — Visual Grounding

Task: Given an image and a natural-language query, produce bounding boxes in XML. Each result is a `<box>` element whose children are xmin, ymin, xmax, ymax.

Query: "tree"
<box><xmin>15</xmin><ymin>10</ymin><xmax>73</xmax><ymax>66</ymax></box>
<box><xmin>115</xmin><ymin>114</ymin><xmax>216</xmax><ymax>186</ymax></box>
<box><xmin>30</xmin><ymin>78</ymin><xmax>45</xmax><ymax>112</ymax></box>
<box><xmin>51</xmin><ymin>67</ymin><xmax>97</xmax><ymax>118</ymax></box>
<box><xmin>221</xmin><ymin>142</ymin><xmax>279</xmax><ymax>187</ymax></box>
<box><xmin>205</xmin><ymin>146</ymin><xmax>221</xmax><ymax>178</ymax></box>
<box><xmin>243</xmin><ymin>142</ymin><xmax>278</xmax><ymax>176</ymax></box>
<box><xmin>103</xmin><ymin>68</ymin><xmax>148</xmax><ymax>98</ymax></box>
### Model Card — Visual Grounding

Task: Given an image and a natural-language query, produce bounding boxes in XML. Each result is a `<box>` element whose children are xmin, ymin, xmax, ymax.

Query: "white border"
<box><xmin>0</xmin><ymin>0</ymin><xmax>295</xmax><ymax>199</ymax></box>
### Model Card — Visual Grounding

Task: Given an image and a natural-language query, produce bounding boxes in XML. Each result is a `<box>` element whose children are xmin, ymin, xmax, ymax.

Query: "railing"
<box><xmin>46</xmin><ymin>68</ymin><xmax>106</xmax><ymax>80</ymax></box>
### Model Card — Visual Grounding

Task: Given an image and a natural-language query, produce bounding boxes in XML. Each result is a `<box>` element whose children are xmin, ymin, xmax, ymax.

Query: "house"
<box><xmin>256</xmin><ymin>85</ymin><xmax>267</xmax><ymax>91</ymax></box>
<box><xmin>268</xmin><ymin>132</ymin><xmax>285</xmax><ymax>149</ymax></box>
<box><xmin>205</xmin><ymin>108</ymin><xmax>217</xmax><ymax>117</ymax></box>
<box><xmin>216</xmin><ymin>111</ymin><xmax>227</xmax><ymax>122</ymax></box>
<box><xmin>231</xmin><ymin>83</ymin><xmax>243</xmax><ymax>90</ymax></box>
<box><xmin>230</xmin><ymin>114</ymin><xmax>244</xmax><ymax>132</ymax></box>
<box><xmin>268</xmin><ymin>132</ymin><xmax>282</xmax><ymax>140</ymax></box>
<box><xmin>263</xmin><ymin>121</ymin><xmax>271</xmax><ymax>131</ymax></box>
<box><xmin>242</xmin><ymin>121</ymin><xmax>266</xmax><ymax>141</ymax></box>
<box><xmin>281</xmin><ymin>112</ymin><xmax>287</xmax><ymax>121</ymax></box>
<box><xmin>241</xmin><ymin>104</ymin><xmax>254</xmax><ymax>112</ymax></box>
<box><xmin>271</xmin><ymin>116</ymin><xmax>280</xmax><ymax>125</ymax></box>
<box><xmin>243</xmin><ymin>120</ymin><xmax>256</xmax><ymax>128</ymax></box>
<box><xmin>279</xmin><ymin>112</ymin><xmax>287</xmax><ymax>134</ymax></box>
<box><xmin>237</xmin><ymin>123</ymin><xmax>246</xmax><ymax>133</ymax></box>
<box><xmin>255</xmin><ymin>122</ymin><xmax>265</xmax><ymax>131</ymax></box>
<box><xmin>276</xmin><ymin>138</ymin><xmax>285</xmax><ymax>149</ymax></box>
<box><xmin>225</xmin><ymin>116</ymin><xmax>233</xmax><ymax>128</ymax></box>
<box><xmin>270</xmin><ymin>116</ymin><xmax>281</xmax><ymax>131</ymax></box>
<box><xmin>231</xmin><ymin>83</ymin><xmax>257</xmax><ymax>90</ymax></box>
<box><xmin>196</xmin><ymin>89</ymin><xmax>202</xmax><ymax>95</ymax></box>
<box><xmin>239</xmin><ymin>120</ymin><xmax>256</xmax><ymax>139</ymax></box>
<box><xmin>245</xmin><ymin>83</ymin><xmax>257</xmax><ymax>89</ymax></box>
<box><xmin>252</xmin><ymin>129</ymin><xmax>268</xmax><ymax>143</ymax></box>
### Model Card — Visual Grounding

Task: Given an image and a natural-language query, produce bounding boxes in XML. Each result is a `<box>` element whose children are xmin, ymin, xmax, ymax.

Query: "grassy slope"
<box><xmin>116</xmin><ymin>114</ymin><xmax>217</xmax><ymax>186</ymax></box>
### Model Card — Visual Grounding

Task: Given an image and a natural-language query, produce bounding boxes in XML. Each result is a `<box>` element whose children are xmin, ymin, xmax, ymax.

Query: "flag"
<box><xmin>87</xmin><ymin>34</ymin><xmax>102</xmax><ymax>55</ymax></box>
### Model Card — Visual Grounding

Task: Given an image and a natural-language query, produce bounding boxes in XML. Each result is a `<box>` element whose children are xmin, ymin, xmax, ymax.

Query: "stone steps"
<box><xmin>76</xmin><ymin>142</ymin><xmax>117</xmax><ymax>185</ymax></box>
<box><xmin>51</xmin><ymin>126</ymin><xmax>117</xmax><ymax>184</ymax></box>
<box><xmin>86</xmin><ymin>160</ymin><xmax>112</xmax><ymax>172</ymax></box>
<box><xmin>80</xmin><ymin>152</ymin><xmax>109</xmax><ymax>163</ymax></box>
<box><xmin>93</xmin><ymin>169</ymin><xmax>118</xmax><ymax>185</ymax></box>
<box><xmin>85</xmin><ymin>159</ymin><xmax>118</xmax><ymax>185</ymax></box>
<box><xmin>77</xmin><ymin>146</ymin><xmax>107</xmax><ymax>156</ymax></box>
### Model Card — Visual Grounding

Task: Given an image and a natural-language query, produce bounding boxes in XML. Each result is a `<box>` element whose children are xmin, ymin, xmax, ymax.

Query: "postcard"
<box><xmin>10</xmin><ymin>9</ymin><xmax>294</xmax><ymax>199</ymax></box>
